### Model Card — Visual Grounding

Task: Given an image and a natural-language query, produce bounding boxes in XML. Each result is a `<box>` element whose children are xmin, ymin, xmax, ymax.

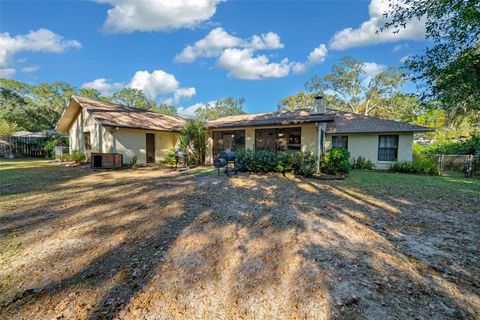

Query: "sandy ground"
<box><xmin>0</xmin><ymin>164</ymin><xmax>479</xmax><ymax>319</ymax></box>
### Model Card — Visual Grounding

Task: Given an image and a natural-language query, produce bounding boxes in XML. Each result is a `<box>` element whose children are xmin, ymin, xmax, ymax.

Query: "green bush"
<box><xmin>60</xmin><ymin>153</ymin><xmax>71</xmax><ymax>161</ymax></box>
<box><xmin>70</xmin><ymin>150</ymin><xmax>86</xmax><ymax>163</ymax></box>
<box><xmin>320</xmin><ymin>147</ymin><xmax>351</xmax><ymax>175</ymax></box>
<box><xmin>352</xmin><ymin>156</ymin><xmax>374</xmax><ymax>170</ymax></box>
<box><xmin>159</xmin><ymin>148</ymin><xmax>177</xmax><ymax>166</ymax></box>
<box><xmin>390</xmin><ymin>158</ymin><xmax>439</xmax><ymax>175</ymax></box>
<box><xmin>414</xmin><ymin>134</ymin><xmax>480</xmax><ymax>156</ymax></box>
<box><xmin>236</xmin><ymin>149</ymin><xmax>318</xmax><ymax>177</ymax></box>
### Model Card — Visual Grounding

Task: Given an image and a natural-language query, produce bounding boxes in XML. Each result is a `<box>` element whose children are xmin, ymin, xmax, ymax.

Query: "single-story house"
<box><xmin>56</xmin><ymin>95</ymin><xmax>433</xmax><ymax>169</ymax></box>
<box><xmin>56</xmin><ymin>96</ymin><xmax>186</xmax><ymax>164</ymax></box>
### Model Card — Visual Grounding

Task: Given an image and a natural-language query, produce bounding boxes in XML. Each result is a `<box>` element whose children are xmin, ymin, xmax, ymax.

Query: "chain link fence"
<box><xmin>414</xmin><ymin>154</ymin><xmax>480</xmax><ymax>177</ymax></box>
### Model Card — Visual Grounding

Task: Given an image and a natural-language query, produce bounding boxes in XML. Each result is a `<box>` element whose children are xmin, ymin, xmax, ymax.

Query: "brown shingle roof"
<box><xmin>205</xmin><ymin>109</ymin><xmax>335</xmax><ymax>129</ymax></box>
<box><xmin>325</xmin><ymin>110</ymin><xmax>434</xmax><ymax>133</ymax></box>
<box><xmin>71</xmin><ymin>96</ymin><xmax>186</xmax><ymax>132</ymax></box>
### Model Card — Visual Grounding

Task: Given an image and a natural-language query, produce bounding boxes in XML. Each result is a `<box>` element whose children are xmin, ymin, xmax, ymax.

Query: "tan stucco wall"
<box><xmin>206</xmin><ymin>123</ymin><xmax>320</xmax><ymax>164</ymax></box>
<box><xmin>69</xmin><ymin>108</ymin><xmax>114</xmax><ymax>159</ymax></box>
<box><xmin>112</xmin><ymin>128</ymin><xmax>179</xmax><ymax>164</ymax></box>
<box><xmin>69</xmin><ymin>109</ymin><xmax>179</xmax><ymax>164</ymax></box>
<box><xmin>325</xmin><ymin>132</ymin><xmax>414</xmax><ymax>170</ymax></box>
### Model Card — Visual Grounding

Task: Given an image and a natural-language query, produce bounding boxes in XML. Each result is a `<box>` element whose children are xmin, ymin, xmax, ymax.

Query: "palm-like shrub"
<box><xmin>179</xmin><ymin>120</ymin><xmax>207</xmax><ymax>165</ymax></box>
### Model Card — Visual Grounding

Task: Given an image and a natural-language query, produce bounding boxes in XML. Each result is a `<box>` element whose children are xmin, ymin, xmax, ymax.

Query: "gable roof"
<box><xmin>325</xmin><ymin>110</ymin><xmax>434</xmax><ymax>134</ymax></box>
<box><xmin>56</xmin><ymin>96</ymin><xmax>186</xmax><ymax>132</ymax></box>
<box><xmin>205</xmin><ymin>109</ymin><xmax>335</xmax><ymax>129</ymax></box>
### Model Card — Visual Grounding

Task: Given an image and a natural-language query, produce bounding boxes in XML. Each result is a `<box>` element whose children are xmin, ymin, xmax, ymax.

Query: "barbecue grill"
<box><xmin>213</xmin><ymin>150</ymin><xmax>237</xmax><ymax>176</ymax></box>
<box><xmin>174</xmin><ymin>149</ymin><xmax>188</xmax><ymax>171</ymax></box>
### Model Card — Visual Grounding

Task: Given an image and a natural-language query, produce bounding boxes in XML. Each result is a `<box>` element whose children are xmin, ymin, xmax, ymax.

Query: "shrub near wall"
<box><xmin>390</xmin><ymin>158</ymin><xmax>439</xmax><ymax>175</ymax></box>
<box><xmin>236</xmin><ymin>149</ymin><xmax>318</xmax><ymax>177</ymax></box>
<box><xmin>320</xmin><ymin>147</ymin><xmax>351</xmax><ymax>175</ymax></box>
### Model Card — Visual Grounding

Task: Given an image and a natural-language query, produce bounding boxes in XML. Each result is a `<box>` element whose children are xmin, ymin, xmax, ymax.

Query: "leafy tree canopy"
<box><xmin>0</xmin><ymin>79</ymin><xmax>180</xmax><ymax>134</ymax></box>
<box><xmin>195</xmin><ymin>97</ymin><xmax>246</xmax><ymax>121</ymax></box>
<box><xmin>382</xmin><ymin>0</ymin><xmax>480</xmax><ymax>113</ymax></box>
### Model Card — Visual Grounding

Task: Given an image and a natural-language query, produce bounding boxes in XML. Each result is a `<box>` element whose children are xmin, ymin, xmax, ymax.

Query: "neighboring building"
<box><xmin>56</xmin><ymin>96</ymin><xmax>434</xmax><ymax>168</ymax></box>
<box><xmin>56</xmin><ymin>96</ymin><xmax>185</xmax><ymax>164</ymax></box>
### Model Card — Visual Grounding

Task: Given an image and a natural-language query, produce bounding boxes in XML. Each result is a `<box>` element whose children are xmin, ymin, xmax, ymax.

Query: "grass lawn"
<box><xmin>0</xmin><ymin>159</ymin><xmax>479</xmax><ymax>319</ymax></box>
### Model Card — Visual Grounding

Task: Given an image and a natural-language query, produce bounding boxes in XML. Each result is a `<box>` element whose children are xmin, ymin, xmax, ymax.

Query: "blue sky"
<box><xmin>0</xmin><ymin>0</ymin><xmax>428</xmax><ymax>116</ymax></box>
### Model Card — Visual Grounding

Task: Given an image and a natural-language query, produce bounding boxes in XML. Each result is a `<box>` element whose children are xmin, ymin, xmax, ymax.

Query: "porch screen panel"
<box><xmin>277</xmin><ymin>127</ymin><xmax>301</xmax><ymax>151</ymax></box>
<box><xmin>255</xmin><ymin>129</ymin><xmax>277</xmax><ymax>151</ymax></box>
<box><xmin>255</xmin><ymin>127</ymin><xmax>302</xmax><ymax>152</ymax></box>
<box><xmin>212</xmin><ymin>130</ymin><xmax>245</xmax><ymax>156</ymax></box>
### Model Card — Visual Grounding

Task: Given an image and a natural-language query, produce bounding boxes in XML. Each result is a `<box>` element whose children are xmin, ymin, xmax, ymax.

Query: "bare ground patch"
<box><xmin>0</xmin><ymin>162</ymin><xmax>479</xmax><ymax>319</ymax></box>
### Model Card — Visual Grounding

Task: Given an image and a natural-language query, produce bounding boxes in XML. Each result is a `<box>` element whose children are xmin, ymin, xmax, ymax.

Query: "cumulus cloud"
<box><xmin>329</xmin><ymin>0</ymin><xmax>425</xmax><ymax>50</ymax></box>
<box><xmin>96</xmin><ymin>0</ymin><xmax>223</xmax><ymax>33</ymax></box>
<box><xmin>177</xmin><ymin>102</ymin><xmax>206</xmax><ymax>118</ymax></box>
<box><xmin>175</xmin><ymin>28</ymin><xmax>284</xmax><ymax>63</ymax></box>
<box><xmin>363</xmin><ymin>62</ymin><xmax>386</xmax><ymax>78</ymax></box>
<box><xmin>81</xmin><ymin>69</ymin><xmax>196</xmax><ymax>102</ymax></box>
<box><xmin>0</xmin><ymin>68</ymin><xmax>16</xmax><ymax>78</ymax></box>
<box><xmin>217</xmin><ymin>48</ymin><xmax>291</xmax><ymax>80</ymax></box>
<box><xmin>81</xmin><ymin>78</ymin><xmax>124</xmax><ymax>96</ymax></box>
<box><xmin>0</xmin><ymin>28</ymin><xmax>81</xmax><ymax>67</ymax></box>
<box><xmin>177</xmin><ymin>27</ymin><xmax>327</xmax><ymax>80</ymax></box>
<box><xmin>292</xmin><ymin>44</ymin><xmax>328</xmax><ymax>74</ymax></box>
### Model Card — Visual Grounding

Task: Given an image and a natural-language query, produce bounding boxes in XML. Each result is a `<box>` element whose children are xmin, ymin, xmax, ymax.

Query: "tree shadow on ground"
<box><xmin>0</xmin><ymin>168</ymin><xmax>478</xmax><ymax>319</ymax></box>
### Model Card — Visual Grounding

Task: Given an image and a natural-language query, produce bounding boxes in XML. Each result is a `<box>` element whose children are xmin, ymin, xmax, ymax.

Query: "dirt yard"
<box><xmin>1</xmin><ymin>160</ymin><xmax>479</xmax><ymax>319</ymax></box>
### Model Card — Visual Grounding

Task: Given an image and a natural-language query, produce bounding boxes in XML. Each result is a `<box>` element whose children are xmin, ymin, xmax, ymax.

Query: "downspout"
<box><xmin>315</xmin><ymin>122</ymin><xmax>324</xmax><ymax>172</ymax></box>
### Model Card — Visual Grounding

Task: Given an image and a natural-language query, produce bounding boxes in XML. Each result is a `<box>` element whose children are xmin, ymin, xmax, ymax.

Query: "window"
<box><xmin>378</xmin><ymin>135</ymin><xmax>398</xmax><ymax>161</ymax></box>
<box><xmin>212</xmin><ymin>130</ymin><xmax>245</xmax><ymax>157</ymax></box>
<box><xmin>83</xmin><ymin>132</ymin><xmax>91</xmax><ymax>150</ymax></box>
<box><xmin>255</xmin><ymin>127</ymin><xmax>301</xmax><ymax>152</ymax></box>
<box><xmin>332</xmin><ymin>135</ymin><xmax>348</xmax><ymax>149</ymax></box>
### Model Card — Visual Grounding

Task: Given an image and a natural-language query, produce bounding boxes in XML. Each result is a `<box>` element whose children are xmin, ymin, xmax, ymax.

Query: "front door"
<box><xmin>146</xmin><ymin>133</ymin><xmax>155</xmax><ymax>163</ymax></box>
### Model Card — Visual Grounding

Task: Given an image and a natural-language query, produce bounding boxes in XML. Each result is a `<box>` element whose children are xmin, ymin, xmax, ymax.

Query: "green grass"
<box><xmin>344</xmin><ymin>170</ymin><xmax>480</xmax><ymax>198</ymax></box>
<box><xmin>0</xmin><ymin>159</ymin><xmax>87</xmax><ymax>195</ymax></box>
<box><xmin>181</xmin><ymin>167</ymin><xmax>217</xmax><ymax>176</ymax></box>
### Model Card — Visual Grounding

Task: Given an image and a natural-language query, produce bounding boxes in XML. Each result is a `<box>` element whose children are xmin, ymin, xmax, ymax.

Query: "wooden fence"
<box><xmin>0</xmin><ymin>136</ymin><xmax>46</xmax><ymax>158</ymax></box>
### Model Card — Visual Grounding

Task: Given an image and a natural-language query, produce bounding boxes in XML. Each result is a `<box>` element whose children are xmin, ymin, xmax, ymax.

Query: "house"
<box><xmin>55</xmin><ymin>96</ymin><xmax>186</xmax><ymax>164</ymax></box>
<box><xmin>56</xmin><ymin>96</ymin><xmax>433</xmax><ymax>169</ymax></box>
<box><xmin>205</xmin><ymin>96</ymin><xmax>434</xmax><ymax>169</ymax></box>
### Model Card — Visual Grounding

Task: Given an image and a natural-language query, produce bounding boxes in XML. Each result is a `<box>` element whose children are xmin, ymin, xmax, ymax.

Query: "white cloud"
<box><xmin>177</xmin><ymin>102</ymin><xmax>206</xmax><ymax>118</ymax></box>
<box><xmin>292</xmin><ymin>44</ymin><xmax>328</xmax><ymax>74</ymax></box>
<box><xmin>21</xmin><ymin>65</ymin><xmax>40</xmax><ymax>73</ymax></box>
<box><xmin>173</xmin><ymin>87</ymin><xmax>196</xmax><ymax>103</ymax></box>
<box><xmin>249</xmin><ymin>32</ymin><xmax>284</xmax><ymax>50</ymax></box>
<box><xmin>393</xmin><ymin>43</ymin><xmax>409</xmax><ymax>52</ymax></box>
<box><xmin>362</xmin><ymin>62</ymin><xmax>387</xmax><ymax>85</ymax></box>
<box><xmin>329</xmin><ymin>0</ymin><xmax>425</xmax><ymax>50</ymax></box>
<box><xmin>217</xmin><ymin>44</ymin><xmax>328</xmax><ymax>80</ymax></box>
<box><xmin>96</xmin><ymin>0</ymin><xmax>223</xmax><ymax>33</ymax></box>
<box><xmin>177</xmin><ymin>27</ymin><xmax>327</xmax><ymax>80</ymax></box>
<box><xmin>363</xmin><ymin>62</ymin><xmax>386</xmax><ymax>78</ymax></box>
<box><xmin>0</xmin><ymin>28</ymin><xmax>81</xmax><ymax>66</ymax></box>
<box><xmin>82</xmin><ymin>69</ymin><xmax>196</xmax><ymax>102</ymax></box>
<box><xmin>81</xmin><ymin>78</ymin><xmax>124</xmax><ymax>96</ymax></box>
<box><xmin>129</xmin><ymin>69</ymin><xmax>185</xmax><ymax>100</ymax></box>
<box><xmin>0</xmin><ymin>68</ymin><xmax>16</xmax><ymax>78</ymax></box>
<box><xmin>217</xmin><ymin>48</ymin><xmax>292</xmax><ymax>80</ymax></box>
<box><xmin>175</xmin><ymin>28</ymin><xmax>284</xmax><ymax>63</ymax></box>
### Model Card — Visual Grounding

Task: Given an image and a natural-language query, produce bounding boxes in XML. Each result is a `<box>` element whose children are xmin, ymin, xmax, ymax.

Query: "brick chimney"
<box><xmin>312</xmin><ymin>95</ymin><xmax>326</xmax><ymax>114</ymax></box>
